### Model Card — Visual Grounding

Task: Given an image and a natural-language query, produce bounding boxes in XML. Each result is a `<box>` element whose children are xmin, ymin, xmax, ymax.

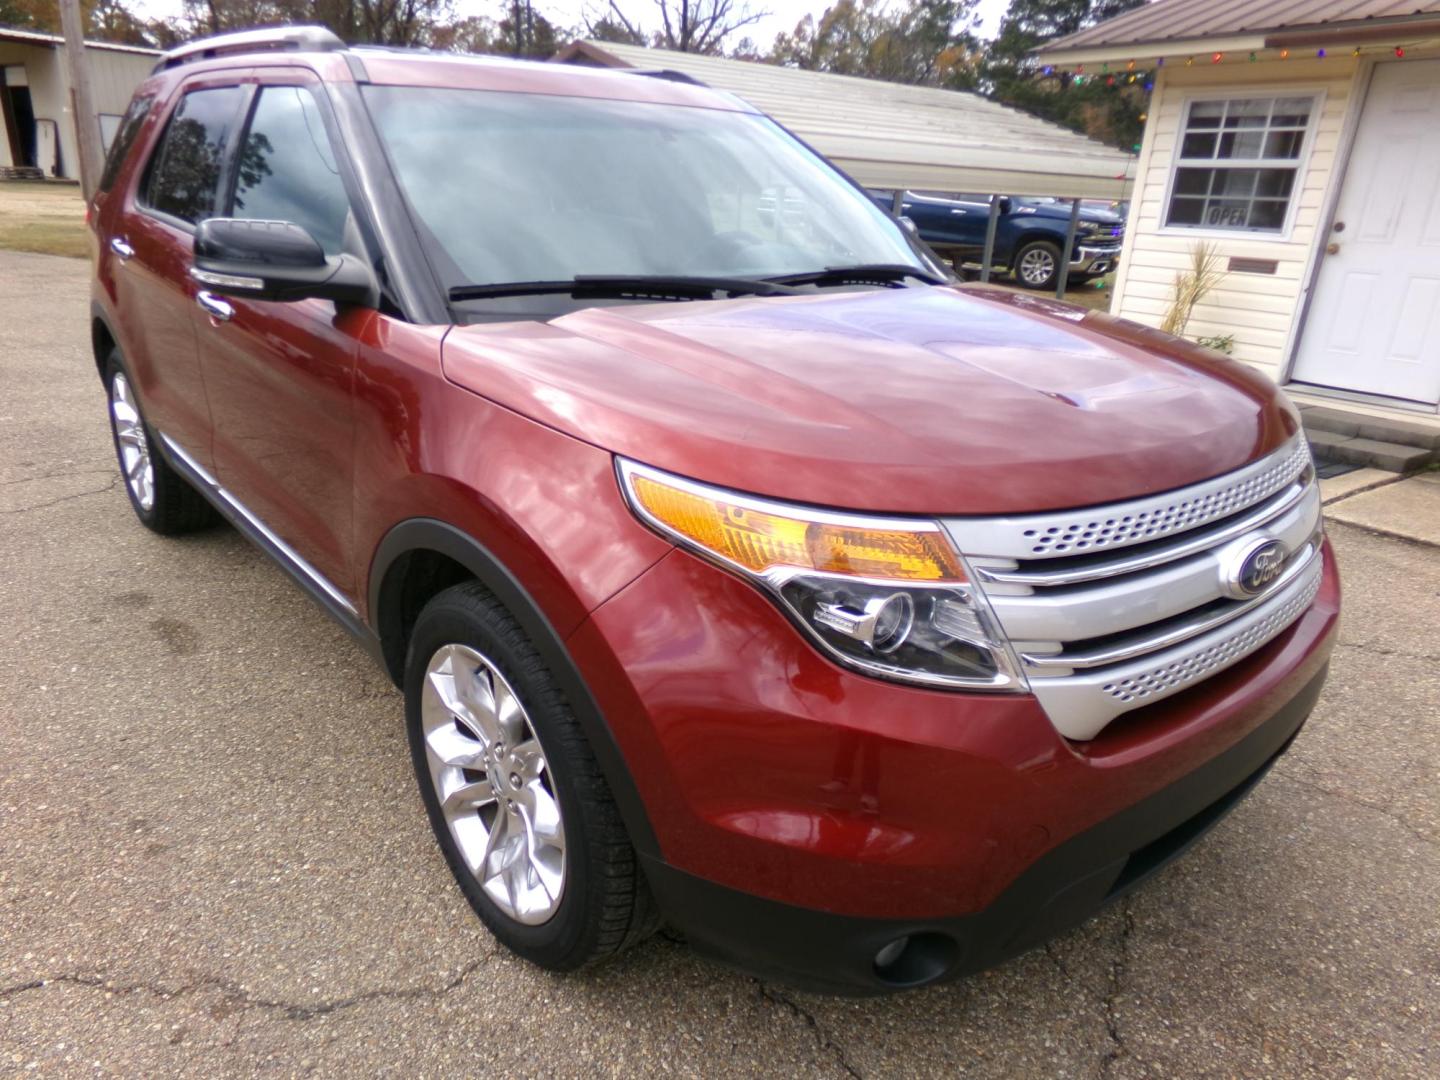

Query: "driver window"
<box><xmin>232</xmin><ymin>86</ymin><xmax>351</xmax><ymax>255</ymax></box>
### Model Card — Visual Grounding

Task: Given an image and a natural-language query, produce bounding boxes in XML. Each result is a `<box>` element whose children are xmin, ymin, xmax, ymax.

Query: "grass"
<box><xmin>0</xmin><ymin>181</ymin><xmax>89</xmax><ymax>258</ymax></box>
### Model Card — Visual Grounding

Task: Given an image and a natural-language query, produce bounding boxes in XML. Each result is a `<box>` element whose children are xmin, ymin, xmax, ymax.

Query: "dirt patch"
<box><xmin>0</xmin><ymin>181</ymin><xmax>89</xmax><ymax>259</ymax></box>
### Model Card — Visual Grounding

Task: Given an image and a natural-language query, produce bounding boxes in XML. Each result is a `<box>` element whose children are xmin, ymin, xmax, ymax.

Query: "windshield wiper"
<box><xmin>448</xmin><ymin>275</ymin><xmax>802</xmax><ymax>303</ymax></box>
<box><xmin>762</xmin><ymin>264</ymin><xmax>947</xmax><ymax>289</ymax></box>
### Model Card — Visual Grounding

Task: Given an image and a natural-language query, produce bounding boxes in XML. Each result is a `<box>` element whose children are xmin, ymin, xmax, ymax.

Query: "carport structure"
<box><xmin>556</xmin><ymin>40</ymin><xmax>1136</xmax><ymax>199</ymax></box>
<box><xmin>555</xmin><ymin>40</ymin><xmax>1137</xmax><ymax>292</ymax></box>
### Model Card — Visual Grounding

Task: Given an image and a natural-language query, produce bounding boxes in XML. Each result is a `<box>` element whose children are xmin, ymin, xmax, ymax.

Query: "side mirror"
<box><xmin>997</xmin><ymin>196</ymin><xmax>1012</xmax><ymax>214</ymax></box>
<box><xmin>191</xmin><ymin>218</ymin><xmax>377</xmax><ymax>307</ymax></box>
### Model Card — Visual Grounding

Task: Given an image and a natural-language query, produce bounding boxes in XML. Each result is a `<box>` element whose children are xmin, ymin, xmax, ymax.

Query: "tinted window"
<box><xmin>232</xmin><ymin>86</ymin><xmax>350</xmax><ymax>255</ymax></box>
<box><xmin>98</xmin><ymin>93</ymin><xmax>152</xmax><ymax>193</ymax></box>
<box><xmin>144</xmin><ymin>86</ymin><xmax>244</xmax><ymax>224</ymax></box>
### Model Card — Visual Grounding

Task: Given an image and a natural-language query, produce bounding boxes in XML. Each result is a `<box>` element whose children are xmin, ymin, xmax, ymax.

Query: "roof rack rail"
<box><xmin>632</xmin><ymin>69</ymin><xmax>707</xmax><ymax>87</ymax></box>
<box><xmin>152</xmin><ymin>25</ymin><xmax>345</xmax><ymax>73</ymax></box>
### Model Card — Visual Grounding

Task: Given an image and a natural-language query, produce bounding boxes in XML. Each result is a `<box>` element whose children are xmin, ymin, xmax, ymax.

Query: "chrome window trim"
<box><xmin>943</xmin><ymin>435</ymin><xmax>1310</xmax><ymax>562</ymax></box>
<box><xmin>159</xmin><ymin>434</ymin><xmax>357</xmax><ymax>617</ymax></box>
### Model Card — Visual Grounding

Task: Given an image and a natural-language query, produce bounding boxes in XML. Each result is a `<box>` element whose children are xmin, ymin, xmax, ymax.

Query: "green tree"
<box><xmin>768</xmin><ymin>0</ymin><xmax>980</xmax><ymax>88</ymax></box>
<box><xmin>982</xmin><ymin>0</ymin><xmax>1147</xmax><ymax>150</ymax></box>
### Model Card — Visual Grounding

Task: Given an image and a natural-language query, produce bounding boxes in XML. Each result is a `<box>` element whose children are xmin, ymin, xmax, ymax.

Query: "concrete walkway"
<box><xmin>1322</xmin><ymin>470</ymin><xmax>1440</xmax><ymax>548</ymax></box>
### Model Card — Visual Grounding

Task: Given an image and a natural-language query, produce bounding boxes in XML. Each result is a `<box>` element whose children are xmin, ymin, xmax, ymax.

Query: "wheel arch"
<box><xmin>1011</xmin><ymin>231</ymin><xmax>1064</xmax><ymax>259</ymax></box>
<box><xmin>90</xmin><ymin>302</ymin><xmax>119</xmax><ymax>383</ymax></box>
<box><xmin>368</xmin><ymin>518</ymin><xmax>661</xmax><ymax>857</ymax></box>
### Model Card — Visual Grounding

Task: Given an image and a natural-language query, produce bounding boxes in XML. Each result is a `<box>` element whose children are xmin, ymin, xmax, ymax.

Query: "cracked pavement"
<box><xmin>2</xmin><ymin>249</ymin><xmax>1437</xmax><ymax>1077</ymax></box>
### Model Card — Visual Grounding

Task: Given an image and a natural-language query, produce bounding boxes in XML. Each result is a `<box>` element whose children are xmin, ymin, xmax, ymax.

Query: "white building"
<box><xmin>0</xmin><ymin>27</ymin><xmax>159</xmax><ymax>181</ymax></box>
<box><xmin>1039</xmin><ymin>0</ymin><xmax>1440</xmax><ymax>449</ymax></box>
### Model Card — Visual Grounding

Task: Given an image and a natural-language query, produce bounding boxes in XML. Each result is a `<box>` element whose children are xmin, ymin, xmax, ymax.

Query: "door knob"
<box><xmin>1325</xmin><ymin>242</ymin><xmax>1341</xmax><ymax>256</ymax></box>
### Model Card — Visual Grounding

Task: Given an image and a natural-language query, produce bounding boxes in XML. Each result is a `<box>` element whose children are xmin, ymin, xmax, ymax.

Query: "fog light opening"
<box><xmin>872</xmin><ymin>931</ymin><xmax>959</xmax><ymax>987</ymax></box>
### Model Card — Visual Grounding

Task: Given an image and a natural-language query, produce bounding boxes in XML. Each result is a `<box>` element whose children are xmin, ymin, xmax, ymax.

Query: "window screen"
<box><xmin>1166</xmin><ymin>96</ymin><xmax>1315</xmax><ymax>233</ymax></box>
<box><xmin>231</xmin><ymin>86</ymin><xmax>350</xmax><ymax>255</ymax></box>
<box><xmin>144</xmin><ymin>86</ymin><xmax>244</xmax><ymax>224</ymax></box>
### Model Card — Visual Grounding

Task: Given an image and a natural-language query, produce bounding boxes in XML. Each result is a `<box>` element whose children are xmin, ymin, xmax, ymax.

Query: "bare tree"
<box><xmin>588</xmin><ymin>0</ymin><xmax>766</xmax><ymax>54</ymax></box>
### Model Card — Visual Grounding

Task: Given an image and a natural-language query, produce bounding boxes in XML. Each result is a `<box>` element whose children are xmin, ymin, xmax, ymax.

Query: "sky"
<box><xmin>128</xmin><ymin>0</ymin><xmax>1016</xmax><ymax>49</ymax></box>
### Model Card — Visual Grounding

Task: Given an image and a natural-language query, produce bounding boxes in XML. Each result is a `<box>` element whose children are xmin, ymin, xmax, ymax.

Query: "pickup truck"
<box><xmin>872</xmin><ymin>190</ymin><xmax>1126</xmax><ymax>290</ymax></box>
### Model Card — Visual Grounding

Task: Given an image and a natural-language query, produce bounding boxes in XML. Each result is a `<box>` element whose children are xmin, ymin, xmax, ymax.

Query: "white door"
<box><xmin>1292</xmin><ymin>60</ymin><xmax>1440</xmax><ymax>405</ymax></box>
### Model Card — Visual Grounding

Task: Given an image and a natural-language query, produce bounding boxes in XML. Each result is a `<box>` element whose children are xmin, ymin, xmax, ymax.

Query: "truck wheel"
<box><xmin>104</xmin><ymin>351</ymin><xmax>216</xmax><ymax>534</ymax></box>
<box><xmin>1013</xmin><ymin>240</ymin><xmax>1062</xmax><ymax>290</ymax></box>
<box><xmin>404</xmin><ymin>581</ymin><xmax>658</xmax><ymax>970</ymax></box>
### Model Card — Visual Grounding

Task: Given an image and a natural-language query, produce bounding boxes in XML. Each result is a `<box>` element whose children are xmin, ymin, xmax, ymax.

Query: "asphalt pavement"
<box><xmin>1</xmin><ymin>249</ymin><xmax>1436</xmax><ymax>1078</ymax></box>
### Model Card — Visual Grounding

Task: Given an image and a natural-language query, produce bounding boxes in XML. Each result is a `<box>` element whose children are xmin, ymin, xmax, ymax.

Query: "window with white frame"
<box><xmin>1166</xmin><ymin>95</ymin><xmax>1317</xmax><ymax>233</ymax></box>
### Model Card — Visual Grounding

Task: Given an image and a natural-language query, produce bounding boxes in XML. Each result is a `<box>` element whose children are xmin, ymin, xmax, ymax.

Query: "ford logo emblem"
<box><xmin>1221</xmin><ymin>537</ymin><xmax>1289</xmax><ymax>599</ymax></box>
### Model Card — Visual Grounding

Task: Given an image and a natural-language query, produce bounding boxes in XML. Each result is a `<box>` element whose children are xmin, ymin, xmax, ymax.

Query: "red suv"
<box><xmin>89</xmin><ymin>27</ymin><xmax>1339</xmax><ymax>992</ymax></box>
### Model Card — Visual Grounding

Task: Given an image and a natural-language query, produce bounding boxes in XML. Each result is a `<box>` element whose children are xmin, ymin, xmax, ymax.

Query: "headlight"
<box><xmin>618</xmin><ymin>460</ymin><xmax>1026</xmax><ymax>692</ymax></box>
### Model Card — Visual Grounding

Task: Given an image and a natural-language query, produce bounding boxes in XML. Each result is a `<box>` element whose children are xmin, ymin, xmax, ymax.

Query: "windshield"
<box><xmin>363</xmin><ymin>86</ymin><xmax>929</xmax><ymax>312</ymax></box>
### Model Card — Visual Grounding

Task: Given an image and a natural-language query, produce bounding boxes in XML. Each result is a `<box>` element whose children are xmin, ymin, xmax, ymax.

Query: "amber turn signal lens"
<box><xmin>626</xmin><ymin>471</ymin><xmax>966</xmax><ymax>582</ymax></box>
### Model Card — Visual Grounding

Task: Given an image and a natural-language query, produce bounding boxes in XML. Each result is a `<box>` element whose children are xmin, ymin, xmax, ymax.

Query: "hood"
<box><xmin>440</xmin><ymin>286</ymin><xmax>1298</xmax><ymax>516</ymax></box>
<box><xmin>1016</xmin><ymin>199</ymin><xmax>1123</xmax><ymax>226</ymax></box>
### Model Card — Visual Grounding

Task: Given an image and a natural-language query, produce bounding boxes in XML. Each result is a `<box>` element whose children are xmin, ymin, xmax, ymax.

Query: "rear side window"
<box><xmin>231</xmin><ymin>86</ymin><xmax>351</xmax><ymax>255</ymax></box>
<box><xmin>143</xmin><ymin>86</ymin><xmax>245</xmax><ymax>225</ymax></box>
<box><xmin>98</xmin><ymin>92</ymin><xmax>153</xmax><ymax>193</ymax></box>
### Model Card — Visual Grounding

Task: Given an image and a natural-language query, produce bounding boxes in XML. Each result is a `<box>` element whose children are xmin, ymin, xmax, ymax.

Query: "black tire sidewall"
<box><xmin>403</xmin><ymin>594</ymin><xmax>600</xmax><ymax>969</ymax></box>
<box><xmin>103</xmin><ymin>351</ymin><xmax>163</xmax><ymax>529</ymax></box>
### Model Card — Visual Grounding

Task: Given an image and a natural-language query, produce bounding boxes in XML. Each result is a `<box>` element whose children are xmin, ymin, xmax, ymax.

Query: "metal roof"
<box><xmin>1042</xmin><ymin>0</ymin><xmax>1440</xmax><ymax>56</ymax></box>
<box><xmin>0</xmin><ymin>26</ymin><xmax>160</xmax><ymax>56</ymax></box>
<box><xmin>554</xmin><ymin>41</ymin><xmax>1137</xmax><ymax>199</ymax></box>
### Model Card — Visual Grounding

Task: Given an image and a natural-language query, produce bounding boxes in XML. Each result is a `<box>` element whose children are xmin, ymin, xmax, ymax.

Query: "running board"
<box><xmin>157</xmin><ymin>434</ymin><xmax>384</xmax><ymax>663</ymax></box>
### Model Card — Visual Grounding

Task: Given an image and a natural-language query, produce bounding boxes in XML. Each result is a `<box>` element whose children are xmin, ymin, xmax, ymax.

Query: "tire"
<box><xmin>104</xmin><ymin>350</ymin><xmax>216</xmax><ymax>535</ymax></box>
<box><xmin>1012</xmin><ymin>239</ymin><xmax>1063</xmax><ymax>290</ymax></box>
<box><xmin>404</xmin><ymin>581</ymin><xmax>658</xmax><ymax>970</ymax></box>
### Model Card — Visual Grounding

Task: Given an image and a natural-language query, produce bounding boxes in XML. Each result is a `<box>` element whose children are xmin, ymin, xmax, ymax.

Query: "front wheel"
<box><xmin>404</xmin><ymin>581</ymin><xmax>657</xmax><ymax>970</ymax></box>
<box><xmin>104</xmin><ymin>351</ymin><xmax>216</xmax><ymax>534</ymax></box>
<box><xmin>1012</xmin><ymin>240</ymin><xmax>1063</xmax><ymax>290</ymax></box>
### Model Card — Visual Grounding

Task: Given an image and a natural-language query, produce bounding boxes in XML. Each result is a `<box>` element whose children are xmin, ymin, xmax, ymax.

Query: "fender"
<box><xmin>369</xmin><ymin>517</ymin><xmax>661</xmax><ymax>858</ymax></box>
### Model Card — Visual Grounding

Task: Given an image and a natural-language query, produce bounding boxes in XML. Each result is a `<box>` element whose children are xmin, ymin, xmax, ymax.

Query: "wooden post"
<box><xmin>58</xmin><ymin>0</ymin><xmax>103</xmax><ymax>197</ymax></box>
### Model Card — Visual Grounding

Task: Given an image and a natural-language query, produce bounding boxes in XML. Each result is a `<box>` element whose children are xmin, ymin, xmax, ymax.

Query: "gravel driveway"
<box><xmin>1</xmin><ymin>250</ymin><xmax>1436</xmax><ymax>1078</ymax></box>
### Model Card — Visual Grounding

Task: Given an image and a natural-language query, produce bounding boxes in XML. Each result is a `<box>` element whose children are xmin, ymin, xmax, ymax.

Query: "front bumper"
<box><xmin>1071</xmin><ymin>242</ymin><xmax>1123</xmax><ymax>276</ymax></box>
<box><xmin>566</xmin><ymin>540</ymin><xmax>1339</xmax><ymax>991</ymax></box>
<box><xmin>644</xmin><ymin>662</ymin><xmax>1324</xmax><ymax>992</ymax></box>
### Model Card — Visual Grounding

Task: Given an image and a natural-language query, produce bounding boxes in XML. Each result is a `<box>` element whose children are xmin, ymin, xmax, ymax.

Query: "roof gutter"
<box><xmin>1265</xmin><ymin>16</ymin><xmax>1440</xmax><ymax>48</ymax></box>
<box><xmin>1033</xmin><ymin>35</ymin><xmax>1265</xmax><ymax>67</ymax></box>
<box><xmin>1036</xmin><ymin>14</ymin><xmax>1440</xmax><ymax>67</ymax></box>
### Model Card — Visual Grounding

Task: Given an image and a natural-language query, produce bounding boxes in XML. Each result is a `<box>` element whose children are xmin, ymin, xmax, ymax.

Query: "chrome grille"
<box><xmin>945</xmin><ymin>435</ymin><xmax>1323</xmax><ymax>741</ymax></box>
<box><xmin>1101</xmin><ymin>569</ymin><xmax>1321</xmax><ymax>704</ymax></box>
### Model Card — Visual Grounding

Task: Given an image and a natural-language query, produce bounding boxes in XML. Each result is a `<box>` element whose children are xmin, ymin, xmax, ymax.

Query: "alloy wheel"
<box><xmin>110</xmin><ymin>372</ymin><xmax>155</xmax><ymax>512</ymax></box>
<box><xmin>1019</xmin><ymin>248</ymin><xmax>1057</xmax><ymax>286</ymax></box>
<box><xmin>420</xmin><ymin>643</ymin><xmax>567</xmax><ymax>924</ymax></box>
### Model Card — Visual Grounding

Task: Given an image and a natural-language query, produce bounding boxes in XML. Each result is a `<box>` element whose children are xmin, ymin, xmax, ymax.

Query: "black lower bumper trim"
<box><xmin>642</xmin><ymin>664</ymin><xmax>1328</xmax><ymax>995</ymax></box>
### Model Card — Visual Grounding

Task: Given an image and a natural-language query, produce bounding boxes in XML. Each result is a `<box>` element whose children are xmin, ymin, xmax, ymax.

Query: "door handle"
<box><xmin>1325</xmin><ymin>242</ymin><xmax>1341</xmax><ymax>256</ymax></box>
<box><xmin>949</xmin><ymin>208</ymin><xmax>967</xmax><ymax>214</ymax></box>
<box><xmin>110</xmin><ymin>237</ymin><xmax>134</xmax><ymax>261</ymax></box>
<box><xmin>196</xmin><ymin>290</ymin><xmax>234</xmax><ymax>322</ymax></box>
